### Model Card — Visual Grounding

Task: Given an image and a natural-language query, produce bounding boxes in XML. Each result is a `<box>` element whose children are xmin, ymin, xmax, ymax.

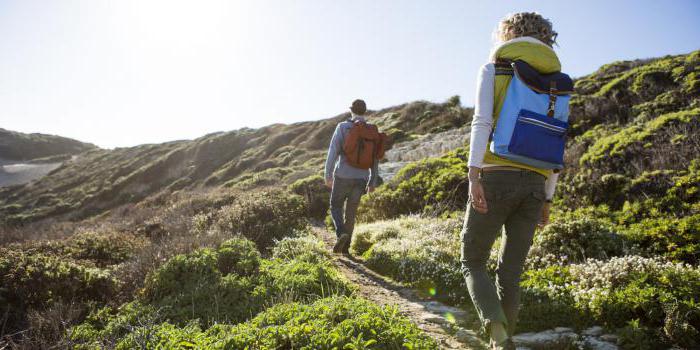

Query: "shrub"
<box><xmin>358</xmin><ymin>148</ymin><xmax>469</xmax><ymax>221</ymax></box>
<box><xmin>259</xmin><ymin>258</ymin><xmax>353</xmax><ymax>304</ymax></box>
<box><xmin>141</xmin><ymin>242</ymin><xmax>261</xmax><ymax>326</ymax></box>
<box><xmin>217</xmin><ymin>238</ymin><xmax>261</xmax><ymax>276</ymax></box>
<box><xmin>529</xmin><ymin>218</ymin><xmax>626</xmax><ymax>266</ymax></box>
<box><xmin>140</xmin><ymin>236</ymin><xmax>351</xmax><ymax>327</ymax></box>
<box><xmin>67</xmin><ymin>231</ymin><xmax>148</xmax><ymax>267</ymax></box>
<box><xmin>356</xmin><ymin>217</ymin><xmax>471</xmax><ymax>305</ymax></box>
<box><xmin>288</xmin><ymin>175</ymin><xmax>330</xmax><ymax>220</ymax></box>
<box><xmin>271</xmin><ymin>234</ymin><xmax>331</xmax><ymax>264</ymax></box>
<box><xmin>68</xmin><ymin>301</ymin><xmax>160</xmax><ymax>349</ymax></box>
<box><xmin>214</xmin><ymin>189</ymin><xmax>308</xmax><ymax>251</ymax></box>
<box><xmin>520</xmin><ymin>256</ymin><xmax>700</xmax><ymax>348</ymax></box>
<box><xmin>73</xmin><ymin>296</ymin><xmax>438</xmax><ymax>350</ymax></box>
<box><xmin>0</xmin><ymin>248</ymin><xmax>116</xmax><ymax>334</ymax></box>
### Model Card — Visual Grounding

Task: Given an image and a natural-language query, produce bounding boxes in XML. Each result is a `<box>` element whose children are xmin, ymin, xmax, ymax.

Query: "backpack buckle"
<box><xmin>547</xmin><ymin>81</ymin><xmax>557</xmax><ymax>117</ymax></box>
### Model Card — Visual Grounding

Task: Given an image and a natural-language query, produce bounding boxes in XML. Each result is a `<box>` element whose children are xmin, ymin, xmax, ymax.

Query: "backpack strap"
<box><xmin>494</xmin><ymin>58</ymin><xmax>514</xmax><ymax>76</ymax></box>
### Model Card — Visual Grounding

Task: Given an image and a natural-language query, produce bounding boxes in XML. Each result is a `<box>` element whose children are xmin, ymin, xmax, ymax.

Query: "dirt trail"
<box><xmin>313</xmin><ymin>226</ymin><xmax>488</xmax><ymax>350</ymax></box>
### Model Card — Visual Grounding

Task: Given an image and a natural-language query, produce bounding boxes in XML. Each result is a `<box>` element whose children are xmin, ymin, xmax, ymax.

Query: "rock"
<box><xmin>554</xmin><ymin>327</ymin><xmax>574</xmax><ymax>333</ymax></box>
<box><xmin>583</xmin><ymin>336</ymin><xmax>619</xmax><ymax>350</ymax></box>
<box><xmin>423</xmin><ymin>315</ymin><xmax>448</xmax><ymax>325</ymax></box>
<box><xmin>583</xmin><ymin>326</ymin><xmax>604</xmax><ymax>336</ymax></box>
<box><xmin>512</xmin><ymin>329</ymin><xmax>578</xmax><ymax>348</ymax></box>
<box><xmin>454</xmin><ymin>328</ymin><xmax>478</xmax><ymax>343</ymax></box>
<box><xmin>380</xmin><ymin>126</ymin><xmax>469</xmax><ymax>181</ymax></box>
<box><xmin>600</xmin><ymin>334</ymin><xmax>618</xmax><ymax>343</ymax></box>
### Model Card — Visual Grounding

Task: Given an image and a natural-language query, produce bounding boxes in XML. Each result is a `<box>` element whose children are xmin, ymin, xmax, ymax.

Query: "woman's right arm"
<box><xmin>467</xmin><ymin>63</ymin><xmax>495</xmax><ymax>213</ymax></box>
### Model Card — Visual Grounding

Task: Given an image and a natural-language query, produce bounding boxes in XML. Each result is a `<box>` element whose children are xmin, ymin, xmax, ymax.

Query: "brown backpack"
<box><xmin>342</xmin><ymin>120</ymin><xmax>387</xmax><ymax>169</ymax></box>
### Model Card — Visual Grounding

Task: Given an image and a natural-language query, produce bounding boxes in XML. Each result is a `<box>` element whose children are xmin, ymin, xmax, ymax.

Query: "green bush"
<box><xmin>214</xmin><ymin>189</ymin><xmax>308</xmax><ymax>250</ymax></box>
<box><xmin>67</xmin><ymin>231</ymin><xmax>148</xmax><ymax>267</ymax></box>
<box><xmin>520</xmin><ymin>256</ymin><xmax>700</xmax><ymax>348</ymax></box>
<box><xmin>68</xmin><ymin>301</ymin><xmax>160</xmax><ymax>349</ymax></box>
<box><xmin>72</xmin><ymin>296</ymin><xmax>438</xmax><ymax>350</ymax></box>
<box><xmin>9</xmin><ymin>230</ymin><xmax>148</xmax><ymax>268</ymax></box>
<box><xmin>0</xmin><ymin>248</ymin><xmax>116</xmax><ymax>334</ymax></box>
<box><xmin>140</xmin><ymin>236</ymin><xmax>351</xmax><ymax>327</ymax></box>
<box><xmin>271</xmin><ymin>234</ymin><xmax>331</xmax><ymax>264</ymax></box>
<box><xmin>529</xmin><ymin>218</ymin><xmax>625</xmax><ymax>266</ymax></box>
<box><xmin>259</xmin><ymin>258</ymin><xmax>352</xmax><ymax>304</ymax></box>
<box><xmin>355</xmin><ymin>217</ymin><xmax>471</xmax><ymax>305</ymax></box>
<box><xmin>142</xmin><ymin>245</ymin><xmax>260</xmax><ymax>326</ymax></box>
<box><xmin>217</xmin><ymin>238</ymin><xmax>261</xmax><ymax>276</ymax></box>
<box><xmin>289</xmin><ymin>175</ymin><xmax>330</xmax><ymax>220</ymax></box>
<box><xmin>358</xmin><ymin>148</ymin><xmax>469</xmax><ymax>222</ymax></box>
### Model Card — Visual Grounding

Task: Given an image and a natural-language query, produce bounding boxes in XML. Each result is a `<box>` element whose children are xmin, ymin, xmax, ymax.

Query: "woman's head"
<box><xmin>494</xmin><ymin>12</ymin><xmax>557</xmax><ymax>47</ymax></box>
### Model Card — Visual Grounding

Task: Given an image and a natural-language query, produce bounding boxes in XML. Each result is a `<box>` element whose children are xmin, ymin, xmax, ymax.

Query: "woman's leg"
<box><xmin>498</xmin><ymin>181</ymin><xmax>545</xmax><ymax>336</ymax></box>
<box><xmin>460</xmin><ymin>180</ymin><xmax>512</xmax><ymax>330</ymax></box>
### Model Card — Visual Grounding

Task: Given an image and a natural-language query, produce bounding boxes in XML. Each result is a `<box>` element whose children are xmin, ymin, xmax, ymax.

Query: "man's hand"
<box><xmin>538</xmin><ymin>202</ymin><xmax>551</xmax><ymax>228</ymax></box>
<box><xmin>325</xmin><ymin>178</ymin><xmax>333</xmax><ymax>189</ymax></box>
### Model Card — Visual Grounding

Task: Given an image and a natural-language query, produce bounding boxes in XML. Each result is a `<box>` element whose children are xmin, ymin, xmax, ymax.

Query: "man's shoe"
<box><xmin>333</xmin><ymin>234</ymin><xmax>350</xmax><ymax>254</ymax></box>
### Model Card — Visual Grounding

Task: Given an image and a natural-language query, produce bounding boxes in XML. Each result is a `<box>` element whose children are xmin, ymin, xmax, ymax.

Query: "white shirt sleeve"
<box><xmin>467</xmin><ymin>63</ymin><xmax>495</xmax><ymax>168</ymax></box>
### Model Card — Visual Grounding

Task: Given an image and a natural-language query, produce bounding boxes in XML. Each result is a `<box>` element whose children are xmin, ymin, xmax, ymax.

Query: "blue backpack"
<box><xmin>490</xmin><ymin>60</ymin><xmax>574</xmax><ymax>170</ymax></box>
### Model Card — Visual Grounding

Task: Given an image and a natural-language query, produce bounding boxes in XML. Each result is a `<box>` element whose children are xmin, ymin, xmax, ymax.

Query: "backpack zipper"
<box><xmin>517</xmin><ymin>116</ymin><xmax>566</xmax><ymax>133</ymax></box>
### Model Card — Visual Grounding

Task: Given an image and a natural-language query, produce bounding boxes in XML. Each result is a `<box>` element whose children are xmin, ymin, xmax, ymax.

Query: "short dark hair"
<box><xmin>350</xmin><ymin>99</ymin><xmax>367</xmax><ymax>115</ymax></box>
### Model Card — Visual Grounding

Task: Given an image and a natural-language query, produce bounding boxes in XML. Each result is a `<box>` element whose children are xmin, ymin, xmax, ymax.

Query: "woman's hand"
<box><xmin>538</xmin><ymin>202</ymin><xmax>551</xmax><ymax>228</ymax></box>
<box><xmin>468</xmin><ymin>167</ymin><xmax>488</xmax><ymax>214</ymax></box>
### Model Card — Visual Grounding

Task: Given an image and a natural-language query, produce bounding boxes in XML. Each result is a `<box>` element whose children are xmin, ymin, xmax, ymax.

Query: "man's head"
<box><xmin>350</xmin><ymin>99</ymin><xmax>367</xmax><ymax>116</ymax></box>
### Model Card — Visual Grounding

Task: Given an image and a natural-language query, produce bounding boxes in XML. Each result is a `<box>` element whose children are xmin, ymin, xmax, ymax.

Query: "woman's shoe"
<box><xmin>490</xmin><ymin>338</ymin><xmax>515</xmax><ymax>350</ymax></box>
<box><xmin>333</xmin><ymin>234</ymin><xmax>350</xmax><ymax>254</ymax></box>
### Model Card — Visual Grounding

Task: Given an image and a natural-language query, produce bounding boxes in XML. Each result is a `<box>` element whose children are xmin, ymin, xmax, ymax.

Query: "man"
<box><xmin>324</xmin><ymin>99</ymin><xmax>380</xmax><ymax>255</ymax></box>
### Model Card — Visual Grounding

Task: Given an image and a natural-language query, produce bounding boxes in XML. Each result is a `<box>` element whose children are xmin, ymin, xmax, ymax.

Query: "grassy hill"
<box><xmin>0</xmin><ymin>128</ymin><xmax>97</xmax><ymax>162</ymax></box>
<box><xmin>351</xmin><ymin>50</ymin><xmax>699</xmax><ymax>348</ymax></box>
<box><xmin>0</xmin><ymin>51</ymin><xmax>698</xmax><ymax>349</ymax></box>
<box><xmin>0</xmin><ymin>98</ymin><xmax>471</xmax><ymax>225</ymax></box>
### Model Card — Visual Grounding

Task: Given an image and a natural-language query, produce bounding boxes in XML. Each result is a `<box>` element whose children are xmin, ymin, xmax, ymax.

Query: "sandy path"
<box><xmin>312</xmin><ymin>226</ymin><xmax>488</xmax><ymax>350</ymax></box>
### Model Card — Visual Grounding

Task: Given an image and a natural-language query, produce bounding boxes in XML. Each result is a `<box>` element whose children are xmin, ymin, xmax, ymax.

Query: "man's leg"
<box><xmin>343</xmin><ymin>179</ymin><xmax>366</xmax><ymax>239</ymax></box>
<box><xmin>329</xmin><ymin>177</ymin><xmax>351</xmax><ymax>238</ymax></box>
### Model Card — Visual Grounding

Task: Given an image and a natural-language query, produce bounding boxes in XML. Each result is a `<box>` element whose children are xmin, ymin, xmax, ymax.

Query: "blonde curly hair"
<box><xmin>494</xmin><ymin>12</ymin><xmax>558</xmax><ymax>46</ymax></box>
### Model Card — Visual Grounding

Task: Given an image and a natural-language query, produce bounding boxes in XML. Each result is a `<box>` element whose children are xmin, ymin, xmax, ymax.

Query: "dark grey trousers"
<box><xmin>460</xmin><ymin>170</ymin><xmax>546</xmax><ymax>336</ymax></box>
<box><xmin>330</xmin><ymin>176</ymin><xmax>366</xmax><ymax>238</ymax></box>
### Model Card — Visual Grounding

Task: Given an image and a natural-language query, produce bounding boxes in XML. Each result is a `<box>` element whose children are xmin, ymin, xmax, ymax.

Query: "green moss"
<box><xmin>581</xmin><ymin>108</ymin><xmax>700</xmax><ymax>165</ymax></box>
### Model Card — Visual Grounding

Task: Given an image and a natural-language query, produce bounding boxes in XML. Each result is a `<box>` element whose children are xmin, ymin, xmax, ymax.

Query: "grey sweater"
<box><xmin>324</xmin><ymin>115</ymin><xmax>379</xmax><ymax>187</ymax></box>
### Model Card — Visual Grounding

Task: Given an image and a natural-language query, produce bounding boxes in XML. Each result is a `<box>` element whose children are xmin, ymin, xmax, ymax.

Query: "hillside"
<box><xmin>0</xmin><ymin>98</ymin><xmax>471</xmax><ymax>225</ymax></box>
<box><xmin>0</xmin><ymin>51</ymin><xmax>698</xmax><ymax>349</ymax></box>
<box><xmin>351</xmin><ymin>51</ymin><xmax>699</xmax><ymax>348</ymax></box>
<box><xmin>0</xmin><ymin>128</ymin><xmax>97</xmax><ymax>162</ymax></box>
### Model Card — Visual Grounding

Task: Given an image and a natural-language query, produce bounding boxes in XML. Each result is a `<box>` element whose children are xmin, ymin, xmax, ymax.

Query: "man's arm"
<box><xmin>367</xmin><ymin>157</ymin><xmax>379</xmax><ymax>190</ymax></box>
<box><xmin>324</xmin><ymin>124</ymin><xmax>343</xmax><ymax>184</ymax></box>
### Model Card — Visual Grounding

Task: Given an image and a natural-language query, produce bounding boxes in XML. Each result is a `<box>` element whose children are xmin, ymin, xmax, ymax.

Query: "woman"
<box><xmin>461</xmin><ymin>12</ymin><xmax>562</xmax><ymax>350</ymax></box>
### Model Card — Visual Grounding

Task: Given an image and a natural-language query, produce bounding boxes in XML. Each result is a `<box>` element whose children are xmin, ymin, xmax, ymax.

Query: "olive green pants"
<box><xmin>460</xmin><ymin>170</ymin><xmax>546</xmax><ymax>336</ymax></box>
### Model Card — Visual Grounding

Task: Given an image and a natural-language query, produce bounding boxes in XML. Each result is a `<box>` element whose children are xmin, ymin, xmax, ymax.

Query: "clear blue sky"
<box><xmin>1</xmin><ymin>0</ymin><xmax>698</xmax><ymax>148</ymax></box>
